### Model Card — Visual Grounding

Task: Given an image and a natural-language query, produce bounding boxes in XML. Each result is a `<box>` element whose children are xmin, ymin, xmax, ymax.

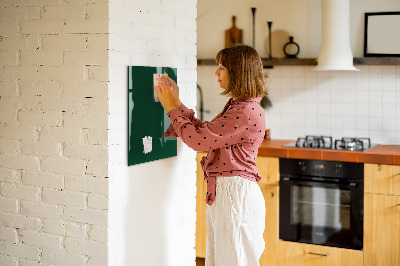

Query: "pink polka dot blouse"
<box><xmin>162</xmin><ymin>97</ymin><xmax>266</xmax><ymax>206</ymax></box>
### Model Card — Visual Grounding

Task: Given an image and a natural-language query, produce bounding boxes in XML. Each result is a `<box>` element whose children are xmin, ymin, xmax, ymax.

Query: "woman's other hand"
<box><xmin>155</xmin><ymin>79</ymin><xmax>177</xmax><ymax>114</ymax></box>
<box><xmin>163</xmin><ymin>76</ymin><xmax>181</xmax><ymax>108</ymax></box>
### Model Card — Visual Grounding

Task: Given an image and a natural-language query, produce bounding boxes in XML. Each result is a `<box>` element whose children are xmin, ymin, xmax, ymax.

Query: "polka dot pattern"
<box><xmin>162</xmin><ymin>97</ymin><xmax>266</xmax><ymax>206</ymax></box>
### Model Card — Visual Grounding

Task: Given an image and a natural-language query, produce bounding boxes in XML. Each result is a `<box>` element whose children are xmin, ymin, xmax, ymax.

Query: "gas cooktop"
<box><xmin>283</xmin><ymin>135</ymin><xmax>376</xmax><ymax>152</ymax></box>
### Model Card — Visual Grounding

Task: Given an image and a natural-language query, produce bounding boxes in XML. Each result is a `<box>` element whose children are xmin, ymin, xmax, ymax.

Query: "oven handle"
<box><xmin>281</xmin><ymin>177</ymin><xmax>358</xmax><ymax>188</ymax></box>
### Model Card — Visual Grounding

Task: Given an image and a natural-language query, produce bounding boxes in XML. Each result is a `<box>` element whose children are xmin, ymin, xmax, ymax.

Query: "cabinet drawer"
<box><xmin>278</xmin><ymin>241</ymin><xmax>363</xmax><ymax>266</ymax></box>
<box><xmin>365</xmin><ymin>164</ymin><xmax>400</xmax><ymax>196</ymax></box>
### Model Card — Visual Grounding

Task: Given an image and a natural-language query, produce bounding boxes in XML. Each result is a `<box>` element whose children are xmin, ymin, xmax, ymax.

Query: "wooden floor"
<box><xmin>196</xmin><ymin>257</ymin><xmax>205</xmax><ymax>266</ymax></box>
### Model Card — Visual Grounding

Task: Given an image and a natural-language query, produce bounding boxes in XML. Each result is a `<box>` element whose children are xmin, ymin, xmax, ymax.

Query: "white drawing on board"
<box><xmin>143</xmin><ymin>136</ymin><xmax>152</xmax><ymax>154</ymax></box>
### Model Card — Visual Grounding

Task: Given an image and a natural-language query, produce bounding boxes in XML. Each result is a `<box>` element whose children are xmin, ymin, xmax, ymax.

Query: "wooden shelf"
<box><xmin>197</xmin><ymin>57</ymin><xmax>400</xmax><ymax>68</ymax></box>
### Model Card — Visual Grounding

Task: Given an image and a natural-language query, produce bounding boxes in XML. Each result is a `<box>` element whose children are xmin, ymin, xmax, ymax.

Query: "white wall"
<box><xmin>0</xmin><ymin>1</ymin><xmax>109</xmax><ymax>265</ymax></box>
<box><xmin>108</xmin><ymin>0</ymin><xmax>198</xmax><ymax>265</ymax></box>
<box><xmin>197</xmin><ymin>0</ymin><xmax>400</xmax><ymax>145</ymax></box>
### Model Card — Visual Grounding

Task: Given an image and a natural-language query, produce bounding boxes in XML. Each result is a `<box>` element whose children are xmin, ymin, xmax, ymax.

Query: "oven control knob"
<box><xmin>334</xmin><ymin>167</ymin><xmax>341</xmax><ymax>174</ymax></box>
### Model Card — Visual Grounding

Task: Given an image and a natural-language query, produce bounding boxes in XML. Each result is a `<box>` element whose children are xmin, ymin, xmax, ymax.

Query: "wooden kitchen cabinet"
<box><xmin>364</xmin><ymin>163</ymin><xmax>400</xmax><ymax>196</ymax></box>
<box><xmin>278</xmin><ymin>241</ymin><xmax>363</xmax><ymax>266</ymax></box>
<box><xmin>196</xmin><ymin>152</ymin><xmax>208</xmax><ymax>258</ymax></box>
<box><xmin>364</xmin><ymin>163</ymin><xmax>400</xmax><ymax>266</ymax></box>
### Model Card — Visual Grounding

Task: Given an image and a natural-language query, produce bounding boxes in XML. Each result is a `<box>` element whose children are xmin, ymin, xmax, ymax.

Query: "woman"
<box><xmin>155</xmin><ymin>44</ymin><xmax>267</xmax><ymax>266</ymax></box>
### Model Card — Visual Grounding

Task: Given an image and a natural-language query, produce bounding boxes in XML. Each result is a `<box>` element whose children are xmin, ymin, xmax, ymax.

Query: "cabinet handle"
<box><xmin>309</xmin><ymin>252</ymin><xmax>329</xmax><ymax>257</ymax></box>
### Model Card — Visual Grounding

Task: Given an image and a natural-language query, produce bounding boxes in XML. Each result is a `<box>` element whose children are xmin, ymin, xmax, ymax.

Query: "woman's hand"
<box><xmin>155</xmin><ymin>79</ymin><xmax>177</xmax><ymax>114</ymax></box>
<box><xmin>162</xmin><ymin>76</ymin><xmax>181</xmax><ymax>108</ymax></box>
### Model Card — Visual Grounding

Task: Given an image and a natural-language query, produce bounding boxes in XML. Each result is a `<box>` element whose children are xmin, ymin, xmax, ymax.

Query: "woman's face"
<box><xmin>215</xmin><ymin>64</ymin><xmax>229</xmax><ymax>89</ymax></box>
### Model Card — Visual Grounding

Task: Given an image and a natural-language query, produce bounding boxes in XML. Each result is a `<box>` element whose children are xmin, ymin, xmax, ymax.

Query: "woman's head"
<box><xmin>215</xmin><ymin>45</ymin><xmax>267</xmax><ymax>99</ymax></box>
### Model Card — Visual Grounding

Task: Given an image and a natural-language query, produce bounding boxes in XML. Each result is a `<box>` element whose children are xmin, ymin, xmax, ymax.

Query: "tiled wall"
<box><xmin>197</xmin><ymin>65</ymin><xmax>400</xmax><ymax>145</ymax></box>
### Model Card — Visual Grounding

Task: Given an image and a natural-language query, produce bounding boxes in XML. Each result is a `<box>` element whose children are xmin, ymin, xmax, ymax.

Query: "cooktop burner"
<box><xmin>284</xmin><ymin>135</ymin><xmax>374</xmax><ymax>151</ymax></box>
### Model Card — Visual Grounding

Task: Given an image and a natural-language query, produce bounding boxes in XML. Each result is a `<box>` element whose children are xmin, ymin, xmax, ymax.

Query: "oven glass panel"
<box><xmin>291</xmin><ymin>185</ymin><xmax>351</xmax><ymax>230</ymax></box>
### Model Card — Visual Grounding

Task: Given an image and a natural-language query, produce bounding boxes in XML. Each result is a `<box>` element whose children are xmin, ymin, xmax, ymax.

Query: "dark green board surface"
<box><xmin>128</xmin><ymin>66</ymin><xmax>177</xmax><ymax>166</ymax></box>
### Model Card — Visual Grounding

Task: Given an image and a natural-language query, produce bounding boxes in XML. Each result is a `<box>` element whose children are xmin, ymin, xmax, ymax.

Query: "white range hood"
<box><xmin>314</xmin><ymin>0</ymin><xmax>359</xmax><ymax>71</ymax></box>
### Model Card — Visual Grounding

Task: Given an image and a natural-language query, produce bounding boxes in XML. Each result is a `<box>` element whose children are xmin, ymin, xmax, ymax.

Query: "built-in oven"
<box><xmin>279</xmin><ymin>158</ymin><xmax>364</xmax><ymax>250</ymax></box>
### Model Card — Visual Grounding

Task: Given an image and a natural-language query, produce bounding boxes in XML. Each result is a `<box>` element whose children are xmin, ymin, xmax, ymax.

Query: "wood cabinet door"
<box><xmin>196</xmin><ymin>152</ymin><xmax>208</xmax><ymax>258</ymax></box>
<box><xmin>259</xmin><ymin>185</ymin><xmax>279</xmax><ymax>266</ymax></box>
<box><xmin>365</xmin><ymin>164</ymin><xmax>400</xmax><ymax>196</ymax></box>
<box><xmin>256</xmin><ymin>156</ymin><xmax>279</xmax><ymax>186</ymax></box>
<box><xmin>278</xmin><ymin>241</ymin><xmax>363</xmax><ymax>266</ymax></box>
<box><xmin>364</xmin><ymin>193</ymin><xmax>400</xmax><ymax>266</ymax></box>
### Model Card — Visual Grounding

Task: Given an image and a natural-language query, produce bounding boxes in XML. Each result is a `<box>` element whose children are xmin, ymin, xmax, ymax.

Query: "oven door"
<box><xmin>279</xmin><ymin>177</ymin><xmax>363</xmax><ymax>250</ymax></box>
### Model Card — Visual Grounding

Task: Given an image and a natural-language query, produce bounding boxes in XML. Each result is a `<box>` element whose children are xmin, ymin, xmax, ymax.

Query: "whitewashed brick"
<box><xmin>0</xmin><ymin>154</ymin><xmax>40</xmax><ymax>171</ymax></box>
<box><xmin>40</xmin><ymin>127</ymin><xmax>81</xmax><ymax>144</ymax></box>
<box><xmin>0</xmin><ymin>168</ymin><xmax>16</xmax><ymax>182</ymax></box>
<box><xmin>65</xmin><ymin>221</ymin><xmax>86</xmax><ymax>238</ymax></box>
<box><xmin>0</xmin><ymin>66</ymin><xmax>38</xmax><ymax>81</ymax></box>
<box><xmin>0</xmin><ymin>240</ymin><xmax>40</xmax><ymax>261</ymax></box>
<box><xmin>21</xmin><ymin>200</ymin><xmax>63</xmax><ymax>219</ymax></box>
<box><xmin>0</xmin><ymin>36</ymin><xmax>42</xmax><ymax>52</ymax></box>
<box><xmin>20</xmin><ymin>21</ymin><xmax>62</xmax><ymax>35</ymax></box>
<box><xmin>0</xmin><ymin>125</ymin><xmax>37</xmax><ymax>141</ymax></box>
<box><xmin>83</xmin><ymin>129</ymin><xmax>108</xmax><ymax>145</ymax></box>
<box><xmin>88</xmin><ymin>225</ymin><xmax>107</xmax><ymax>243</ymax></box>
<box><xmin>32</xmin><ymin>96</ymin><xmax>85</xmax><ymax>113</ymax></box>
<box><xmin>63</xmin><ymin>20</ymin><xmax>108</xmax><ymax>34</ymax></box>
<box><xmin>19</xmin><ymin>259</ymin><xmax>42</xmax><ymax>266</ymax></box>
<box><xmin>175</xmin><ymin>42</ymin><xmax>197</xmax><ymax>56</ymax></box>
<box><xmin>43</xmin><ymin>35</ymin><xmax>86</xmax><ymax>51</ymax></box>
<box><xmin>42</xmin><ymin>4</ymin><xmax>85</xmax><ymax>20</ymax></box>
<box><xmin>64</xmin><ymin>144</ymin><xmax>108</xmax><ymax>161</ymax></box>
<box><xmin>86</xmin><ymin>34</ymin><xmax>108</xmax><ymax>51</ymax></box>
<box><xmin>0</xmin><ymin>183</ymin><xmax>41</xmax><ymax>201</ymax></box>
<box><xmin>0</xmin><ymin>138</ymin><xmax>19</xmax><ymax>154</ymax></box>
<box><xmin>19</xmin><ymin>80</ymin><xmax>62</xmax><ymax>97</ymax></box>
<box><xmin>88</xmin><ymin>193</ymin><xmax>108</xmax><ymax>210</ymax></box>
<box><xmin>0</xmin><ymin>110</ymin><xmax>17</xmax><ymax>124</ymax></box>
<box><xmin>16</xmin><ymin>0</ymin><xmax>62</xmax><ymax>6</ymax></box>
<box><xmin>20</xmin><ymin>141</ymin><xmax>62</xmax><ymax>157</ymax></box>
<box><xmin>37</xmin><ymin>66</ymin><xmax>85</xmax><ymax>82</ymax></box>
<box><xmin>0</xmin><ymin>212</ymin><xmax>42</xmax><ymax>231</ymax></box>
<box><xmin>41</xmin><ymin>158</ymin><xmax>86</xmax><ymax>176</ymax></box>
<box><xmin>22</xmin><ymin>171</ymin><xmax>63</xmax><ymax>189</ymax></box>
<box><xmin>86</xmin><ymin>3</ymin><xmax>108</xmax><ymax>20</ymax></box>
<box><xmin>20</xmin><ymin>230</ymin><xmax>63</xmax><ymax>251</ymax></box>
<box><xmin>65</xmin><ymin>176</ymin><xmax>108</xmax><ymax>195</ymax></box>
<box><xmin>0</xmin><ymin>226</ymin><xmax>18</xmax><ymax>243</ymax></box>
<box><xmin>86</xmin><ymin>256</ymin><xmax>107</xmax><ymax>266</ymax></box>
<box><xmin>0</xmin><ymin>196</ymin><xmax>18</xmax><ymax>213</ymax></box>
<box><xmin>176</xmin><ymin>16</ymin><xmax>196</xmax><ymax>30</ymax></box>
<box><xmin>0</xmin><ymin>22</ymin><xmax>18</xmax><ymax>36</ymax></box>
<box><xmin>18</xmin><ymin>111</ymin><xmax>62</xmax><ymax>127</ymax></box>
<box><xmin>64</xmin><ymin>51</ymin><xmax>108</xmax><ymax>66</ymax></box>
<box><xmin>43</xmin><ymin>219</ymin><xmax>66</xmax><ymax>235</ymax></box>
<box><xmin>63</xmin><ymin>81</ymin><xmax>108</xmax><ymax>98</ymax></box>
<box><xmin>0</xmin><ymin>6</ymin><xmax>40</xmax><ymax>21</ymax></box>
<box><xmin>87</xmin><ymin>65</ymin><xmax>108</xmax><ymax>82</ymax></box>
<box><xmin>0</xmin><ymin>51</ymin><xmax>18</xmax><ymax>66</ymax></box>
<box><xmin>64</xmin><ymin>113</ymin><xmax>107</xmax><ymax>129</ymax></box>
<box><xmin>41</xmin><ymin>248</ymin><xmax>86</xmax><ymax>266</ymax></box>
<box><xmin>82</xmin><ymin>98</ymin><xmax>108</xmax><ymax>114</ymax></box>
<box><xmin>20</xmin><ymin>51</ymin><xmax>62</xmax><ymax>66</ymax></box>
<box><xmin>0</xmin><ymin>254</ymin><xmax>17</xmax><ymax>266</ymax></box>
<box><xmin>43</xmin><ymin>188</ymin><xmax>86</xmax><ymax>208</ymax></box>
<box><xmin>86</xmin><ymin>161</ymin><xmax>108</xmax><ymax>178</ymax></box>
<box><xmin>0</xmin><ymin>81</ymin><xmax>17</xmax><ymax>96</ymax></box>
<box><xmin>63</xmin><ymin>207</ymin><xmax>107</xmax><ymax>226</ymax></box>
<box><xmin>65</xmin><ymin>237</ymin><xmax>107</xmax><ymax>256</ymax></box>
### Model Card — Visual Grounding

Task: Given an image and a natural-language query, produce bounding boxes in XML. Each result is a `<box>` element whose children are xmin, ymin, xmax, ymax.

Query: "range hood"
<box><xmin>314</xmin><ymin>0</ymin><xmax>359</xmax><ymax>71</ymax></box>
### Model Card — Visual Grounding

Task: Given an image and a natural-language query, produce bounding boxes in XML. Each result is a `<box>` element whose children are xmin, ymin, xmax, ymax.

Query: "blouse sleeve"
<box><xmin>166</xmin><ymin>106</ymin><xmax>252</xmax><ymax>152</ymax></box>
<box><xmin>162</xmin><ymin>103</ymin><xmax>206</xmax><ymax>138</ymax></box>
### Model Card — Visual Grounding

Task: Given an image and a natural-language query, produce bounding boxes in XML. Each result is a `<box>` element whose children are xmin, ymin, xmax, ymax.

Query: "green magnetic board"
<box><xmin>128</xmin><ymin>66</ymin><xmax>177</xmax><ymax>166</ymax></box>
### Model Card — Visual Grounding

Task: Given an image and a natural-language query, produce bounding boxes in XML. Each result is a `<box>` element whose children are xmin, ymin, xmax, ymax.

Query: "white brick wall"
<box><xmin>108</xmin><ymin>0</ymin><xmax>197</xmax><ymax>265</ymax></box>
<box><xmin>0</xmin><ymin>1</ymin><xmax>109</xmax><ymax>265</ymax></box>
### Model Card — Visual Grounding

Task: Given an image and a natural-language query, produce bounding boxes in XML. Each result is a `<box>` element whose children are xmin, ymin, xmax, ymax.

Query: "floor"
<box><xmin>196</xmin><ymin>257</ymin><xmax>205</xmax><ymax>266</ymax></box>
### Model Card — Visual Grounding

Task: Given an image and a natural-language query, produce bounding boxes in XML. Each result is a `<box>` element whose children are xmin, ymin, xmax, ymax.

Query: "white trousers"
<box><xmin>205</xmin><ymin>176</ymin><xmax>266</xmax><ymax>266</ymax></box>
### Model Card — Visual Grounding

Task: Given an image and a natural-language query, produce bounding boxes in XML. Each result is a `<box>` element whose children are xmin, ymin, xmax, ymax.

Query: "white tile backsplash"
<box><xmin>197</xmin><ymin>65</ymin><xmax>400</xmax><ymax>144</ymax></box>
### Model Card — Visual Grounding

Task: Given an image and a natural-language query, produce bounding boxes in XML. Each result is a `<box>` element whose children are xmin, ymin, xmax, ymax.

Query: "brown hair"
<box><xmin>215</xmin><ymin>45</ymin><xmax>267</xmax><ymax>99</ymax></box>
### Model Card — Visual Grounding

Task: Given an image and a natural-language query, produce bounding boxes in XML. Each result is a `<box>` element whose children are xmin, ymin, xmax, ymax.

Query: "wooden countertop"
<box><xmin>258</xmin><ymin>139</ymin><xmax>400</xmax><ymax>165</ymax></box>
